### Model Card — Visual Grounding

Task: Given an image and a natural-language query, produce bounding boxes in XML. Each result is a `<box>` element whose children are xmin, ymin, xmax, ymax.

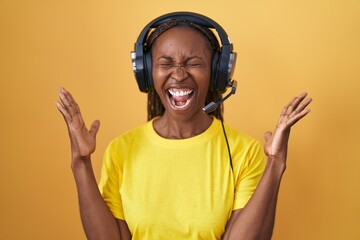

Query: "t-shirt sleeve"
<box><xmin>98</xmin><ymin>142</ymin><xmax>125</xmax><ymax>220</ymax></box>
<box><xmin>233</xmin><ymin>140</ymin><xmax>267</xmax><ymax>210</ymax></box>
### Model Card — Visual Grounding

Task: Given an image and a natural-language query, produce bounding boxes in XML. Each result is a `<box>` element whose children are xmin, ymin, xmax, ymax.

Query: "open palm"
<box><xmin>56</xmin><ymin>88</ymin><xmax>100</xmax><ymax>161</ymax></box>
<box><xmin>264</xmin><ymin>92</ymin><xmax>312</xmax><ymax>163</ymax></box>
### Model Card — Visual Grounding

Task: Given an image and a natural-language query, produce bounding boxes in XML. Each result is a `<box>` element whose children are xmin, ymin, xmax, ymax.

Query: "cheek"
<box><xmin>152</xmin><ymin>68</ymin><xmax>171</xmax><ymax>97</ymax></box>
<box><xmin>194</xmin><ymin>69</ymin><xmax>211</xmax><ymax>89</ymax></box>
<box><xmin>152</xmin><ymin>68</ymin><xmax>164</xmax><ymax>88</ymax></box>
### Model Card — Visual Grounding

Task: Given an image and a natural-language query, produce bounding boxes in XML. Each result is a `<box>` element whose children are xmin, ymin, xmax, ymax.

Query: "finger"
<box><xmin>58</xmin><ymin>88</ymin><xmax>75</xmax><ymax>116</ymax></box>
<box><xmin>284</xmin><ymin>92</ymin><xmax>308</xmax><ymax>115</ymax></box>
<box><xmin>286</xmin><ymin>108</ymin><xmax>311</xmax><ymax>127</ymax></box>
<box><xmin>264</xmin><ymin>131</ymin><xmax>272</xmax><ymax>142</ymax></box>
<box><xmin>58</xmin><ymin>88</ymin><xmax>80</xmax><ymax>117</ymax></box>
<box><xmin>56</xmin><ymin>100</ymin><xmax>71</xmax><ymax>122</ymax></box>
<box><xmin>61</xmin><ymin>87</ymin><xmax>82</xmax><ymax>115</ymax></box>
<box><xmin>278</xmin><ymin>105</ymin><xmax>289</xmax><ymax>124</ymax></box>
<box><xmin>89</xmin><ymin>120</ymin><xmax>100</xmax><ymax>137</ymax></box>
<box><xmin>288</xmin><ymin>97</ymin><xmax>312</xmax><ymax>119</ymax></box>
<box><xmin>278</xmin><ymin>96</ymin><xmax>299</xmax><ymax>123</ymax></box>
<box><xmin>279</xmin><ymin>92</ymin><xmax>310</xmax><ymax>123</ymax></box>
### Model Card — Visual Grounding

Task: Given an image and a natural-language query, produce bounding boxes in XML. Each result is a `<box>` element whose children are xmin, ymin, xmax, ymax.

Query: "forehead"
<box><xmin>151</xmin><ymin>26</ymin><xmax>212</xmax><ymax>52</ymax></box>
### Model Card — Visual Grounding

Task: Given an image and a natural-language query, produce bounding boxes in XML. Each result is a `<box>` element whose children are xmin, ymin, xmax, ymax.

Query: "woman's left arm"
<box><xmin>222</xmin><ymin>92</ymin><xmax>312</xmax><ymax>240</ymax></box>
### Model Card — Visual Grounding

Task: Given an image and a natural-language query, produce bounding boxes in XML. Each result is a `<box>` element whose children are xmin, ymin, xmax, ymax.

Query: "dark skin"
<box><xmin>151</xmin><ymin>26</ymin><xmax>213</xmax><ymax>139</ymax></box>
<box><xmin>57</xmin><ymin>26</ymin><xmax>312</xmax><ymax>240</ymax></box>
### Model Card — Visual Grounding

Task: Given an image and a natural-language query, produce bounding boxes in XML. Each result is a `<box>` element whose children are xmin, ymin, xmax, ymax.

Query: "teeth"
<box><xmin>168</xmin><ymin>88</ymin><xmax>193</xmax><ymax>97</ymax></box>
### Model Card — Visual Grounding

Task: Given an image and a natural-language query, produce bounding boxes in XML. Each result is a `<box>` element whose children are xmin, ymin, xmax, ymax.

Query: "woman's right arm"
<box><xmin>56</xmin><ymin>87</ymin><xmax>131</xmax><ymax>240</ymax></box>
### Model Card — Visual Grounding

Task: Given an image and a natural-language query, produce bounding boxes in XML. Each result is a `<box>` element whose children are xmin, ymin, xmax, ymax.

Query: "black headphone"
<box><xmin>131</xmin><ymin>11</ymin><xmax>237</xmax><ymax>94</ymax></box>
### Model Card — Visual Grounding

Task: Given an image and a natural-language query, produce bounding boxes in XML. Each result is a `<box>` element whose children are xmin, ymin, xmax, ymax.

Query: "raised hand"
<box><xmin>264</xmin><ymin>92</ymin><xmax>312</xmax><ymax>168</ymax></box>
<box><xmin>56</xmin><ymin>88</ymin><xmax>100</xmax><ymax>163</ymax></box>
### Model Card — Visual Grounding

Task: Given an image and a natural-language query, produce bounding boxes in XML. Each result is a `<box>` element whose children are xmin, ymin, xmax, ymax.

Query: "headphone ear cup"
<box><xmin>132</xmin><ymin>46</ymin><xmax>148</xmax><ymax>93</ymax></box>
<box><xmin>133</xmin><ymin>49</ymin><xmax>152</xmax><ymax>93</ymax></box>
<box><xmin>144</xmin><ymin>51</ymin><xmax>153</xmax><ymax>92</ymax></box>
<box><xmin>216</xmin><ymin>45</ymin><xmax>233</xmax><ymax>93</ymax></box>
<box><xmin>211</xmin><ymin>51</ymin><xmax>220</xmax><ymax>92</ymax></box>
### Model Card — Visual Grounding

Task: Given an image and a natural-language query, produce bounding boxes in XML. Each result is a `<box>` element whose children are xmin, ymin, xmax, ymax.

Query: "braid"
<box><xmin>147</xmin><ymin>89</ymin><xmax>165</xmax><ymax>121</ymax></box>
<box><xmin>146</xmin><ymin>19</ymin><xmax>220</xmax><ymax>50</ymax></box>
<box><xmin>146</xmin><ymin>18</ymin><xmax>223</xmax><ymax>121</ymax></box>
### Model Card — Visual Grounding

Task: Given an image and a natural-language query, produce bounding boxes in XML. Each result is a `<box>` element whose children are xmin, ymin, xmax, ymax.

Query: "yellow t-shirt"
<box><xmin>98</xmin><ymin>118</ymin><xmax>266</xmax><ymax>239</ymax></box>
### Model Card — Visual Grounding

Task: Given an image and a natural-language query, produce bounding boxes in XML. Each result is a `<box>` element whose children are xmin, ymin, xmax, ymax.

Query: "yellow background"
<box><xmin>1</xmin><ymin>0</ymin><xmax>359</xmax><ymax>239</ymax></box>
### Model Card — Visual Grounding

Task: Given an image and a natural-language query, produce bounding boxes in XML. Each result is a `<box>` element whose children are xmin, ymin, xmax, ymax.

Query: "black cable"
<box><xmin>219</xmin><ymin>112</ymin><xmax>233</xmax><ymax>170</ymax></box>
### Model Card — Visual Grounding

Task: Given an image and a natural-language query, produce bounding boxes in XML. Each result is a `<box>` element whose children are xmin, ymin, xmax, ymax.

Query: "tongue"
<box><xmin>172</xmin><ymin>95</ymin><xmax>190</xmax><ymax>102</ymax></box>
<box><xmin>172</xmin><ymin>95</ymin><xmax>190</xmax><ymax>106</ymax></box>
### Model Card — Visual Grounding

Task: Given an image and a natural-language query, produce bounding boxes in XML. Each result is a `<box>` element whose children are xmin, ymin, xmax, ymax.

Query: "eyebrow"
<box><xmin>156</xmin><ymin>56</ymin><xmax>202</xmax><ymax>62</ymax></box>
<box><xmin>156</xmin><ymin>56</ymin><xmax>173</xmax><ymax>61</ymax></box>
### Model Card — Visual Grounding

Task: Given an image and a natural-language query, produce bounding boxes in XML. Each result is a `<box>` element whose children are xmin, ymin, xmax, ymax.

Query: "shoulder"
<box><xmin>218</xmin><ymin>120</ymin><xmax>265</xmax><ymax>164</ymax></box>
<box><xmin>220</xmin><ymin>120</ymin><xmax>260</xmax><ymax>147</ymax></box>
<box><xmin>106</xmin><ymin>121</ymin><xmax>152</xmax><ymax>150</ymax></box>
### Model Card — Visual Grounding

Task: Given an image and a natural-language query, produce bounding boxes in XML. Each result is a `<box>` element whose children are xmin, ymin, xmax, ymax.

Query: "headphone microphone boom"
<box><xmin>203</xmin><ymin>80</ymin><xmax>238</xmax><ymax>114</ymax></box>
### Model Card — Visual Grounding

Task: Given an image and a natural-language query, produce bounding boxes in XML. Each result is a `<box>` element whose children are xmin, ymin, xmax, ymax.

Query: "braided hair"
<box><xmin>145</xmin><ymin>18</ymin><xmax>224</xmax><ymax>121</ymax></box>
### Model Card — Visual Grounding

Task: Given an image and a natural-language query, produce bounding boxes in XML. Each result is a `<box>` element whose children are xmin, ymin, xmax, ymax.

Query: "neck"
<box><xmin>153</xmin><ymin>112</ymin><xmax>213</xmax><ymax>139</ymax></box>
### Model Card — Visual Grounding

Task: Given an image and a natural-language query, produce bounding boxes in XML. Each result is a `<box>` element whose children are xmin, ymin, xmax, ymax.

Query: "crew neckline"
<box><xmin>144</xmin><ymin>117</ymin><xmax>222</xmax><ymax>148</ymax></box>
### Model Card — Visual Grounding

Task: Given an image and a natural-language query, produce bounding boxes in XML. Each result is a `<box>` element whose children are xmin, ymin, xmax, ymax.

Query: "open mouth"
<box><xmin>167</xmin><ymin>88</ymin><xmax>194</xmax><ymax>110</ymax></box>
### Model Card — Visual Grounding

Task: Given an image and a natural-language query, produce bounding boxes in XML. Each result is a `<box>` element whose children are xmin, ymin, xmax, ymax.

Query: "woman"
<box><xmin>56</xmin><ymin>12</ymin><xmax>312</xmax><ymax>240</ymax></box>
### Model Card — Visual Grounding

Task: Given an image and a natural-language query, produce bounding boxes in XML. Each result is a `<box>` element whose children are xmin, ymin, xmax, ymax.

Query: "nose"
<box><xmin>171</xmin><ymin>65</ymin><xmax>188</xmax><ymax>82</ymax></box>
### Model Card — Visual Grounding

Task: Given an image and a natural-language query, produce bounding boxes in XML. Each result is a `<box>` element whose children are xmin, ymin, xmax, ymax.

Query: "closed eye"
<box><xmin>159</xmin><ymin>63</ymin><xmax>172</xmax><ymax>68</ymax></box>
<box><xmin>186</xmin><ymin>63</ymin><xmax>201</xmax><ymax>67</ymax></box>
<box><xmin>156</xmin><ymin>57</ymin><xmax>173</xmax><ymax>68</ymax></box>
<box><xmin>186</xmin><ymin>58</ymin><xmax>203</xmax><ymax>68</ymax></box>
<box><xmin>155</xmin><ymin>56</ymin><xmax>205</xmax><ymax>68</ymax></box>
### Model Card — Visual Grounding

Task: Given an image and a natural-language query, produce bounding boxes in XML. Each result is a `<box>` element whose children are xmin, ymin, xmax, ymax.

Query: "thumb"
<box><xmin>264</xmin><ymin>131</ymin><xmax>272</xmax><ymax>142</ymax></box>
<box><xmin>89</xmin><ymin>120</ymin><xmax>100</xmax><ymax>137</ymax></box>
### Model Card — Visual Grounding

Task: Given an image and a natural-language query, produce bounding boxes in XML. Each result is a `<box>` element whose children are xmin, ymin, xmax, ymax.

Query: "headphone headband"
<box><xmin>136</xmin><ymin>12</ymin><xmax>232</xmax><ymax>48</ymax></box>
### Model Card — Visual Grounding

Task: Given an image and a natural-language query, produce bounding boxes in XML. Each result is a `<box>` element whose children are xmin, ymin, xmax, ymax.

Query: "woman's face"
<box><xmin>151</xmin><ymin>26</ymin><xmax>213</xmax><ymax>120</ymax></box>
